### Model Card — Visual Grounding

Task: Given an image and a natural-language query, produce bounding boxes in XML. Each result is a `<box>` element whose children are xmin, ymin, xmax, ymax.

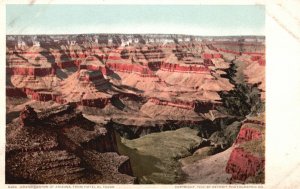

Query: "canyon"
<box><xmin>6</xmin><ymin>34</ymin><xmax>265</xmax><ymax>184</ymax></box>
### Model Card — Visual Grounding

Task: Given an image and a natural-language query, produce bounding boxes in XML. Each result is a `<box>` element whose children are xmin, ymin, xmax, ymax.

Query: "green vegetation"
<box><xmin>217</xmin><ymin>83</ymin><xmax>264</xmax><ymax>117</ymax></box>
<box><xmin>218</xmin><ymin>58</ymin><xmax>265</xmax><ymax>118</ymax></box>
<box><xmin>240</xmin><ymin>138</ymin><xmax>265</xmax><ymax>158</ymax></box>
<box><xmin>246</xmin><ymin>169</ymin><xmax>265</xmax><ymax>183</ymax></box>
<box><xmin>116</xmin><ymin>127</ymin><xmax>203</xmax><ymax>184</ymax></box>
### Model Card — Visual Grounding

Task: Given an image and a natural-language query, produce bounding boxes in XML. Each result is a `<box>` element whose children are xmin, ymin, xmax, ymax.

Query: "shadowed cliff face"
<box><xmin>6</xmin><ymin>104</ymin><xmax>135</xmax><ymax>184</ymax></box>
<box><xmin>6</xmin><ymin>34</ymin><xmax>265</xmax><ymax>184</ymax></box>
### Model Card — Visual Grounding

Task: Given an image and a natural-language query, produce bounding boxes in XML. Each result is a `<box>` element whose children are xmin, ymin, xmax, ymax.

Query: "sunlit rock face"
<box><xmin>225</xmin><ymin>114</ymin><xmax>265</xmax><ymax>183</ymax></box>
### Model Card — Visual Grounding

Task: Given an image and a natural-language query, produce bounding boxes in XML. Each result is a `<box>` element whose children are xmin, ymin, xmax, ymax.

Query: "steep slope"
<box><xmin>6</xmin><ymin>104</ymin><xmax>135</xmax><ymax>184</ymax></box>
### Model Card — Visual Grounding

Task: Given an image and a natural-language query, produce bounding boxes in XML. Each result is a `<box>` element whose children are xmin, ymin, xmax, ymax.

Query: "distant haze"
<box><xmin>6</xmin><ymin>5</ymin><xmax>265</xmax><ymax>36</ymax></box>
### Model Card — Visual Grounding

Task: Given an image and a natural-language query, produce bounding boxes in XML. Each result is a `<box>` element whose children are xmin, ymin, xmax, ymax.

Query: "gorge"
<box><xmin>6</xmin><ymin>34</ymin><xmax>265</xmax><ymax>184</ymax></box>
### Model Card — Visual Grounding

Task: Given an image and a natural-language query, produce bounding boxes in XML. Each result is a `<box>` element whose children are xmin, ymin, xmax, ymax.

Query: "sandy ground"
<box><xmin>181</xmin><ymin>147</ymin><xmax>233</xmax><ymax>184</ymax></box>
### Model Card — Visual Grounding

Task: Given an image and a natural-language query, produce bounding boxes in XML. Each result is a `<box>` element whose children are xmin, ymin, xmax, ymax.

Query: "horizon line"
<box><xmin>6</xmin><ymin>33</ymin><xmax>265</xmax><ymax>37</ymax></box>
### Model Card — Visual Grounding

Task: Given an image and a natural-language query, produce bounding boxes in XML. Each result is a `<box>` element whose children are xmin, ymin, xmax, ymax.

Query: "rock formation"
<box><xmin>225</xmin><ymin>113</ymin><xmax>265</xmax><ymax>183</ymax></box>
<box><xmin>6</xmin><ymin>104</ymin><xmax>135</xmax><ymax>184</ymax></box>
<box><xmin>19</xmin><ymin>105</ymin><xmax>39</xmax><ymax>127</ymax></box>
<box><xmin>6</xmin><ymin>34</ymin><xmax>265</xmax><ymax>184</ymax></box>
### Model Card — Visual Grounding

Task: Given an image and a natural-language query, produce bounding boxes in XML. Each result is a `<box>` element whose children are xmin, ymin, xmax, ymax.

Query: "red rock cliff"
<box><xmin>225</xmin><ymin>147</ymin><xmax>264</xmax><ymax>182</ymax></box>
<box><xmin>7</xmin><ymin>66</ymin><xmax>56</xmax><ymax>77</ymax></box>
<box><xmin>225</xmin><ymin>115</ymin><xmax>265</xmax><ymax>183</ymax></box>
<box><xmin>160</xmin><ymin>62</ymin><xmax>210</xmax><ymax>73</ymax></box>
<box><xmin>235</xmin><ymin>127</ymin><xmax>262</xmax><ymax>144</ymax></box>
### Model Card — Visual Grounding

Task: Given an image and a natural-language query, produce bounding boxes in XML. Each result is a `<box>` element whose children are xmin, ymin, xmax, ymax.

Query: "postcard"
<box><xmin>1</xmin><ymin>1</ymin><xmax>300</xmax><ymax>188</ymax></box>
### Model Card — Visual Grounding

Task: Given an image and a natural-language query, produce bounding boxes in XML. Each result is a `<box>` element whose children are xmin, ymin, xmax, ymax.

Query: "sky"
<box><xmin>6</xmin><ymin>5</ymin><xmax>265</xmax><ymax>36</ymax></box>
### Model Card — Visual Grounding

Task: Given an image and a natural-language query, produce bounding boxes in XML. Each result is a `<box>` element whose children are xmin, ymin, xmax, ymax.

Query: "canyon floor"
<box><xmin>6</xmin><ymin>34</ymin><xmax>265</xmax><ymax>184</ymax></box>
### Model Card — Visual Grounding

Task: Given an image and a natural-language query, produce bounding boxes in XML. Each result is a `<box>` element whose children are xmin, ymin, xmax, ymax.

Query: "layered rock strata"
<box><xmin>225</xmin><ymin>114</ymin><xmax>265</xmax><ymax>183</ymax></box>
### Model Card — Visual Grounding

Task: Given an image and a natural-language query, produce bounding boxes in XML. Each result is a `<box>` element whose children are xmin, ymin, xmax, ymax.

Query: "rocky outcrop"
<box><xmin>251</xmin><ymin>55</ymin><xmax>265</xmax><ymax>66</ymax></box>
<box><xmin>194</xmin><ymin>101</ymin><xmax>220</xmax><ymax>113</ymax></box>
<box><xmin>80</xmin><ymin>98</ymin><xmax>110</xmax><ymax>108</ymax></box>
<box><xmin>6</xmin><ymin>87</ymin><xmax>27</xmax><ymax>98</ymax></box>
<box><xmin>106</xmin><ymin>62</ymin><xmax>156</xmax><ymax>77</ymax></box>
<box><xmin>235</xmin><ymin>126</ymin><xmax>262</xmax><ymax>144</ymax></box>
<box><xmin>179</xmin><ymin>116</ymin><xmax>263</xmax><ymax>184</ymax></box>
<box><xmin>37</xmin><ymin>103</ymin><xmax>80</xmax><ymax>123</ymax></box>
<box><xmin>225</xmin><ymin>114</ymin><xmax>265</xmax><ymax>183</ymax></box>
<box><xmin>208</xmin><ymin>121</ymin><xmax>242</xmax><ymax>149</ymax></box>
<box><xmin>141</xmin><ymin>49</ymin><xmax>165</xmax><ymax>60</ymax></box>
<box><xmin>149</xmin><ymin>97</ymin><xmax>195</xmax><ymax>110</ymax></box>
<box><xmin>160</xmin><ymin>62</ymin><xmax>210</xmax><ymax>73</ymax></box>
<box><xmin>56</xmin><ymin>61</ymin><xmax>75</xmax><ymax>69</ymax></box>
<box><xmin>7</xmin><ymin>66</ymin><xmax>56</xmax><ymax>77</ymax></box>
<box><xmin>57</xmin><ymin>69</ymin><xmax>113</xmax><ymax>108</ymax></box>
<box><xmin>109</xmin><ymin>114</ymin><xmax>236</xmax><ymax>140</ymax></box>
<box><xmin>6</xmin><ymin>87</ymin><xmax>60</xmax><ymax>102</ymax></box>
<box><xmin>31</xmin><ymin>91</ymin><xmax>60</xmax><ymax>102</ymax></box>
<box><xmin>6</xmin><ymin>104</ymin><xmax>135</xmax><ymax>184</ymax></box>
<box><xmin>225</xmin><ymin>147</ymin><xmax>264</xmax><ymax>182</ymax></box>
<box><xmin>239</xmin><ymin>57</ymin><xmax>265</xmax><ymax>100</ymax></box>
<box><xmin>202</xmin><ymin>53</ymin><xmax>223</xmax><ymax>59</ymax></box>
<box><xmin>77</xmin><ymin>69</ymin><xmax>105</xmax><ymax>82</ymax></box>
<box><xmin>217</xmin><ymin>48</ymin><xmax>241</xmax><ymax>55</ymax></box>
<box><xmin>82</xmin><ymin>150</ymin><xmax>135</xmax><ymax>183</ymax></box>
<box><xmin>19</xmin><ymin>105</ymin><xmax>39</xmax><ymax>127</ymax></box>
<box><xmin>79</xmin><ymin>55</ymin><xmax>109</xmax><ymax>75</ymax></box>
<box><xmin>148</xmin><ymin>98</ymin><xmax>219</xmax><ymax>113</ymax></box>
<box><xmin>79</xmin><ymin>64</ymin><xmax>109</xmax><ymax>75</ymax></box>
<box><xmin>6</xmin><ymin>150</ymin><xmax>84</xmax><ymax>184</ymax></box>
<box><xmin>105</xmin><ymin>61</ymin><xmax>211</xmax><ymax>76</ymax></box>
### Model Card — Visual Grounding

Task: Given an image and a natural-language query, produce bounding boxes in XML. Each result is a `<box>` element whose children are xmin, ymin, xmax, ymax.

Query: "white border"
<box><xmin>1</xmin><ymin>0</ymin><xmax>300</xmax><ymax>189</ymax></box>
